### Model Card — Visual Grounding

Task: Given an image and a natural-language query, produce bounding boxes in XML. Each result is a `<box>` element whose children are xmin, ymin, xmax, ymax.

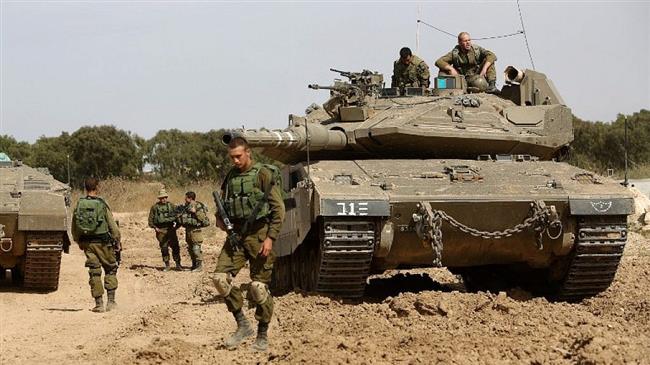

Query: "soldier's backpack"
<box><xmin>75</xmin><ymin>197</ymin><xmax>109</xmax><ymax>237</ymax></box>
<box><xmin>196</xmin><ymin>202</ymin><xmax>211</xmax><ymax>228</ymax></box>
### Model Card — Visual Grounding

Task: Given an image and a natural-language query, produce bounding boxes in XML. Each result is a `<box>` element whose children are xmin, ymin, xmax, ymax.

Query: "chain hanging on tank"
<box><xmin>413</xmin><ymin>200</ymin><xmax>563</xmax><ymax>266</ymax></box>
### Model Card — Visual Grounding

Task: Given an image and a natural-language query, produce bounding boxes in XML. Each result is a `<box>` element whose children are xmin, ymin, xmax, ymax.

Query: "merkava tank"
<box><xmin>223</xmin><ymin>66</ymin><xmax>633</xmax><ymax>301</ymax></box>
<box><xmin>0</xmin><ymin>154</ymin><xmax>71</xmax><ymax>290</ymax></box>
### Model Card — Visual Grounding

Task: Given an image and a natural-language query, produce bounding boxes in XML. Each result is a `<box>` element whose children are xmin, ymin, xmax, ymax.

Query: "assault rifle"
<box><xmin>212</xmin><ymin>191</ymin><xmax>242</xmax><ymax>251</ymax></box>
<box><xmin>113</xmin><ymin>239</ymin><xmax>122</xmax><ymax>266</ymax></box>
<box><xmin>111</xmin><ymin>221</ymin><xmax>121</xmax><ymax>266</ymax></box>
<box><xmin>171</xmin><ymin>203</ymin><xmax>191</xmax><ymax>229</ymax></box>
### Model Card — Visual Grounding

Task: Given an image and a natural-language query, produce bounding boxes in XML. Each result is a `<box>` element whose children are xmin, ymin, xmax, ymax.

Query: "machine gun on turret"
<box><xmin>308</xmin><ymin>68</ymin><xmax>384</xmax><ymax>120</ymax></box>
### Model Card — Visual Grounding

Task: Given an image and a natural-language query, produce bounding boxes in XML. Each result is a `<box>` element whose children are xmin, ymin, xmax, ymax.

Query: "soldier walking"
<box><xmin>71</xmin><ymin>177</ymin><xmax>121</xmax><ymax>313</ymax></box>
<box><xmin>177</xmin><ymin>191</ymin><xmax>209</xmax><ymax>272</ymax></box>
<box><xmin>213</xmin><ymin>137</ymin><xmax>285</xmax><ymax>351</ymax></box>
<box><xmin>148</xmin><ymin>188</ymin><xmax>182</xmax><ymax>271</ymax></box>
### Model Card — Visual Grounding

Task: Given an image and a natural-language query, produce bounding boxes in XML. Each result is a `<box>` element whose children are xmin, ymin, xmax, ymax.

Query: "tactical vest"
<box><xmin>179</xmin><ymin>202</ymin><xmax>210</xmax><ymax>228</ymax></box>
<box><xmin>224</xmin><ymin>163</ymin><xmax>272</xmax><ymax>220</ymax></box>
<box><xmin>395</xmin><ymin>56</ymin><xmax>426</xmax><ymax>87</ymax></box>
<box><xmin>152</xmin><ymin>202</ymin><xmax>175</xmax><ymax>226</ymax></box>
<box><xmin>75</xmin><ymin>196</ymin><xmax>110</xmax><ymax>239</ymax></box>
<box><xmin>452</xmin><ymin>46</ymin><xmax>482</xmax><ymax>75</ymax></box>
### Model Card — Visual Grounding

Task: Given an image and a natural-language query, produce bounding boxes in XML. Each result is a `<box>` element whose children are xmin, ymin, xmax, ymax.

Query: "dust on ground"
<box><xmin>1</xmin><ymin>211</ymin><xmax>649</xmax><ymax>364</ymax></box>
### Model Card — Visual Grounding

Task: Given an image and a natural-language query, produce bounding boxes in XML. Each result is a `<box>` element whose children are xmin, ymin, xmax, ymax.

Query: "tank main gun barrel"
<box><xmin>222</xmin><ymin>123</ymin><xmax>348</xmax><ymax>151</ymax></box>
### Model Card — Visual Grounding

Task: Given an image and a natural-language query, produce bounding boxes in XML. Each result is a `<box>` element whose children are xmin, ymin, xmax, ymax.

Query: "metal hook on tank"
<box><xmin>0</xmin><ymin>239</ymin><xmax>13</xmax><ymax>253</ymax></box>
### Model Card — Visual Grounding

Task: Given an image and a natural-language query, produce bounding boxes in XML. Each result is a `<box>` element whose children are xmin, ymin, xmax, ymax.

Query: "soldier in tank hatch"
<box><xmin>435</xmin><ymin>32</ymin><xmax>499</xmax><ymax>93</ymax></box>
<box><xmin>391</xmin><ymin>46</ymin><xmax>431</xmax><ymax>88</ymax></box>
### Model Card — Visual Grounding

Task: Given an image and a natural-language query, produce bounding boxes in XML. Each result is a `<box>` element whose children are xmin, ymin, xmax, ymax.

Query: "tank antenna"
<box><xmin>415</xmin><ymin>4</ymin><xmax>421</xmax><ymax>54</ymax></box>
<box><xmin>305</xmin><ymin>121</ymin><xmax>312</xmax><ymax>193</ymax></box>
<box><xmin>623</xmin><ymin>116</ymin><xmax>629</xmax><ymax>187</ymax></box>
<box><xmin>516</xmin><ymin>0</ymin><xmax>536</xmax><ymax>70</ymax></box>
<box><xmin>66</xmin><ymin>154</ymin><xmax>71</xmax><ymax>186</ymax></box>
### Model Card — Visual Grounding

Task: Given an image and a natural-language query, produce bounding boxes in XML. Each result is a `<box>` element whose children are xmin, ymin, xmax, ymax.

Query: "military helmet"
<box><xmin>157</xmin><ymin>189</ymin><xmax>168</xmax><ymax>199</ymax></box>
<box><xmin>466</xmin><ymin>75</ymin><xmax>488</xmax><ymax>93</ymax></box>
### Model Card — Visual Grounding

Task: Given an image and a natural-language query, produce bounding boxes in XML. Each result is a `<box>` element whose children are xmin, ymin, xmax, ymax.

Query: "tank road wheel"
<box><xmin>300</xmin><ymin>232</ymin><xmax>320</xmax><ymax>292</ymax></box>
<box><xmin>270</xmin><ymin>255</ymin><xmax>293</xmax><ymax>296</ymax></box>
<box><xmin>23</xmin><ymin>232</ymin><xmax>64</xmax><ymax>291</ymax></box>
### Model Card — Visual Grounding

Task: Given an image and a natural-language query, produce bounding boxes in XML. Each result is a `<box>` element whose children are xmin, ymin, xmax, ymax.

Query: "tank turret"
<box><xmin>223</xmin><ymin>66</ymin><xmax>573</xmax><ymax>164</ymax></box>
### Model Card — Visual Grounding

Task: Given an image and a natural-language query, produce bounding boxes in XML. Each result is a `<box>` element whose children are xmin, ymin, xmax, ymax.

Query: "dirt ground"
<box><xmin>1</xmin><ymin>211</ymin><xmax>649</xmax><ymax>365</ymax></box>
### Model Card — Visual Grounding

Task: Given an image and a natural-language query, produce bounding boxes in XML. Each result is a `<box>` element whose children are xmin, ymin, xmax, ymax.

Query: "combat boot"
<box><xmin>224</xmin><ymin>310</ymin><xmax>254</xmax><ymax>349</ymax></box>
<box><xmin>487</xmin><ymin>80</ymin><xmax>499</xmax><ymax>94</ymax></box>
<box><xmin>106</xmin><ymin>289</ymin><xmax>117</xmax><ymax>312</ymax></box>
<box><xmin>91</xmin><ymin>296</ymin><xmax>105</xmax><ymax>313</ymax></box>
<box><xmin>251</xmin><ymin>322</ymin><xmax>269</xmax><ymax>352</ymax></box>
<box><xmin>191</xmin><ymin>260</ymin><xmax>203</xmax><ymax>272</ymax></box>
<box><xmin>163</xmin><ymin>261</ymin><xmax>171</xmax><ymax>272</ymax></box>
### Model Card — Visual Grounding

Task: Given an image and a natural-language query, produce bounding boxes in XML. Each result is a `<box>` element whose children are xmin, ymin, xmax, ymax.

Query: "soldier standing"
<box><xmin>177</xmin><ymin>191</ymin><xmax>209</xmax><ymax>272</ymax></box>
<box><xmin>212</xmin><ymin>137</ymin><xmax>285</xmax><ymax>352</ymax></box>
<box><xmin>71</xmin><ymin>177</ymin><xmax>121</xmax><ymax>313</ymax></box>
<box><xmin>435</xmin><ymin>32</ymin><xmax>499</xmax><ymax>93</ymax></box>
<box><xmin>148</xmin><ymin>188</ymin><xmax>182</xmax><ymax>271</ymax></box>
<box><xmin>391</xmin><ymin>46</ymin><xmax>431</xmax><ymax>88</ymax></box>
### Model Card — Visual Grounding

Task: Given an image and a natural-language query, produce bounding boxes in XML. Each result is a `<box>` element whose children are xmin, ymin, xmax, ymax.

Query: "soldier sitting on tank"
<box><xmin>435</xmin><ymin>32</ymin><xmax>498</xmax><ymax>93</ymax></box>
<box><xmin>391</xmin><ymin>47</ymin><xmax>431</xmax><ymax>88</ymax></box>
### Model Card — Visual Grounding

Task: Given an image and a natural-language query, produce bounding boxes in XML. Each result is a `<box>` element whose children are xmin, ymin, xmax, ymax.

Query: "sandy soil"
<box><xmin>1</xmin><ymin>211</ymin><xmax>649</xmax><ymax>365</ymax></box>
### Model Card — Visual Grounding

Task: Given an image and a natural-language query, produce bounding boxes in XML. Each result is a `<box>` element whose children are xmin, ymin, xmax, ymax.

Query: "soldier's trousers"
<box><xmin>155</xmin><ymin>227</ymin><xmax>180</xmax><ymax>264</ymax></box>
<box><xmin>83</xmin><ymin>242</ymin><xmax>118</xmax><ymax>298</ymax></box>
<box><xmin>438</xmin><ymin>62</ymin><xmax>496</xmax><ymax>83</ymax></box>
<box><xmin>215</xmin><ymin>225</ymin><xmax>275</xmax><ymax>323</ymax></box>
<box><xmin>185</xmin><ymin>227</ymin><xmax>203</xmax><ymax>264</ymax></box>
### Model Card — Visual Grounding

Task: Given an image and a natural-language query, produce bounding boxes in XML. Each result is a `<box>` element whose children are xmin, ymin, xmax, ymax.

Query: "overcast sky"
<box><xmin>1</xmin><ymin>0</ymin><xmax>648</xmax><ymax>143</ymax></box>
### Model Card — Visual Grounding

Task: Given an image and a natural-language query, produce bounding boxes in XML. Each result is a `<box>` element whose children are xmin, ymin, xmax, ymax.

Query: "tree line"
<box><xmin>569</xmin><ymin>109</ymin><xmax>650</xmax><ymax>175</ymax></box>
<box><xmin>1</xmin><ymin>109</ymin><xmax>648</xmax><ymax>187</ymax></box>
<box><xmin>0</xmin><ymin>126</ymin><xmax>236</xmax><ymax>187</ymax></box>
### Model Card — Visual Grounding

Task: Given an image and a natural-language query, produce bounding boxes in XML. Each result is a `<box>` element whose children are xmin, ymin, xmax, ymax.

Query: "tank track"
<box><xmin>23</xmin><ymin>232</ymin><xmax>64</xmax><ymax>291</ymax></box>
<box><xmin>558</xmin><ymin>216</ymin><xmax>628</xmax><ymax>301</ymax></box>
<box><xmin>315</xmin><ymin>219</ymin><xmax>376</xmax><ymax>298</ymax></box>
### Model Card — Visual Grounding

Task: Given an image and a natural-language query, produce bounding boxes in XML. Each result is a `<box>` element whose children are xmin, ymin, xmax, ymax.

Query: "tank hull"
<box><xmin>272</xmin><ymin>158</ymin><xmax>632</xmax><ymax>300</ymax></box>
<box><xmin>0</xmin><ymin>162</ymin><xmax>71</xmax><ymax>290</ymax></box>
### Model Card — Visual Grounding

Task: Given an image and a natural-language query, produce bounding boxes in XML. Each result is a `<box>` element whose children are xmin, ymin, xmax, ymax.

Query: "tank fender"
<box><xmin>569</xmin><ymin>198</ymin><xmax>634</xmax><ymax>215</ymax></box>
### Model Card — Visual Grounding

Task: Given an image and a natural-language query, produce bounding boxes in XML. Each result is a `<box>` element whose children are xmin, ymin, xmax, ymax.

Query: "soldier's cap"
<box><xmin>157</xmin><ymin>189</ymin><xmax>169</xmax><ymax>198</ymax></box>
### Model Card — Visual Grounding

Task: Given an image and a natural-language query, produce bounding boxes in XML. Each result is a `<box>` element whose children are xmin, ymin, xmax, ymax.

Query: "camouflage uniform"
<box><xmin>435</xmin><ymin>45</ymin><xmax>497</xmax><ymax>83</ymax></box>
<box><xmin>391</xmin><ymin>55</ymin><xmax>431</xmax><ymax>88</ymax></box>
<box><xmin>178</xmin><ymin>201</ymin><xmax>209</xmax><ymax>270</ymax></box>
<box><xmin>215</xmin><ymin>163</ymin><xmax>285</xmax><ymax>324</ymax></box>
<box><xmin>148</xmin><ymin>201</ymin><xmax>181</xmax><ymax>267</ymax></box>
<box><xmin>71</xmin><ymin>196</ymin><xmax>121</xmax><ymax>301</ymax></box>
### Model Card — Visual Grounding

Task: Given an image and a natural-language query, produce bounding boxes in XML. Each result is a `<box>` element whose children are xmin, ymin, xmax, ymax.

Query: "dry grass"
<box><xmin>71</xmin><ymin>177</ymin><xmax>221</xmax><ymax>213</ymax></box>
